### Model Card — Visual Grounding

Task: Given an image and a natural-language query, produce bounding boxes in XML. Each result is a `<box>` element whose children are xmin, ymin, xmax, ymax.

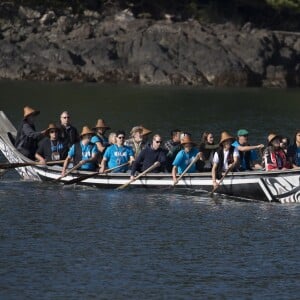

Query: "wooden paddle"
<box><xmin>0</xmin><ymin>160</ymin><xmax>65</xmax><ymax>170</ymax></box>
<box><xmin>173</xmin><ymin>154</ymin><xmax>200</xmax><ymax>186</ymax></box>
<box><xmin>64</xmin><ymin>162</ymin><xmax>130</xmax><ymax>185</ymax></box>
<box><xmin>116</xmin><ymin>161</ymin><xmax>160</xmax><ymax>190</ymax></box>
<box><xmin>54</xmin><ymin>161</ymin><xmax>83</xmax><ymax>182</ymax></box>
<box><xmin>211</xmin><ymin>164</ymin><xmax>235</xmax><ymax>194</ymax></box>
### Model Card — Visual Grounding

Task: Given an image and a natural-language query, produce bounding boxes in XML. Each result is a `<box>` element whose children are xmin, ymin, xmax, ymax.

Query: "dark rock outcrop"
<box><xmin>0</xmin><ymin>4</ymin><xmax>299</xmax><ymax>87</ymax></box>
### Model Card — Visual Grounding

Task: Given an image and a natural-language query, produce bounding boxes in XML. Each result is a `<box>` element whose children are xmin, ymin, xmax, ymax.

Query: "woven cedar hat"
<box><xmin>45</xmin><ymin>123</ymin><xmax>58</xmax><ymax>136</ymax></box>
<box><xmin>130</xmin><ymin>126</ymin><xmax>143</xmax><ymax>136</ymax></box>
<box><xmin>80</xmin><ymin>126</ymin><xmax>94</xmax><ymax>137</ymax></box>
<box><xmin>93</xmin><ymin>119</ymin><xmax>110</xmax><ymax>130</ymax></box>
<box><xmin>181</xmin><ymin>135</ymin><xmax>197</xmax><ymax>146</ymax></box>
<box><xmin>219</xmin><ymin>131</ymin><xmax>234</xmax><ymax>145</ymax></box>
<box><xmin>23</xmin><ymin>106</ymin><xmax>40</xmax><ymax>119</ymax></box>
<box><xmin>140</xmin><ymin>125</ymin><xmax>152</xmax><ymax>136</ymax></box>
<box><xmin>267</xmin><ymin>133</ymin><xmax>281</xmax><ymax>145</ymax></box>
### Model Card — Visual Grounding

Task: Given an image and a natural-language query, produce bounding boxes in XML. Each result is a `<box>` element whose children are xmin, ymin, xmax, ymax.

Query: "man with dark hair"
<box><xmin>35</xmin><ymin>123</ymin><xmax>68</xmax><ymax>164</ymax></box>
<box><xmin>100</xmin><ymin>130</ymin><xmax>134</xmax><ymax>173</ymax></box>
<box><xmin>163</xmin><ymin>129</ymin><xmax>182</xmax><ymax>172</ymax></box>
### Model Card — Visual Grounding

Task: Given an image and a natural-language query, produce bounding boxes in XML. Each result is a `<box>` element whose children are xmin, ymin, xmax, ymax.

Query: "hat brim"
<box><xmin>268</xmin><ymin>135</ymin><xmax>281</xmax><ymax>145</ymax></box>
<box><xmin>24</xmin><ymin>110</ymin><xmax>40</xmax><ymax>119</ymax></box>
<box><xmin>181</xmin><ymin>141</ymin><xmax>197</xmax><ymax>146</ymax></box>
<box><xmin>219</xmin><ymin>137</ymin><xmax>234</xmax><ymax>146</ymax></box>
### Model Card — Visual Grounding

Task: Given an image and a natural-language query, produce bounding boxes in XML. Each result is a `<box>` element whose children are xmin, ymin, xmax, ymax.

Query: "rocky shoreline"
<box><xmin>0</xmin><ymin>3</ymin><xmax>300</xmax><ymax>87</ymax></box>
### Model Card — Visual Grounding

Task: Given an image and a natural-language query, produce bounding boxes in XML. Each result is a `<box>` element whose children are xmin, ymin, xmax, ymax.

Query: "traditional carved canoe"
<box><xmin>0</xmin><ymin>111</ymin><xmax>299</xmax><ymax>203</ymax></box>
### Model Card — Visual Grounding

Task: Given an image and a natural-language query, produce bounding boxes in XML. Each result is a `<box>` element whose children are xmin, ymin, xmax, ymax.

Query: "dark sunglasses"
<box><xmin>155</xmin><ymin>140</ymin><xmax>162</xmax><ymax>143</ymax></box>
<box><xmin>118</xmin><ymin>136</ymin><xmax>125</xmax><ymax>139</ymax></box>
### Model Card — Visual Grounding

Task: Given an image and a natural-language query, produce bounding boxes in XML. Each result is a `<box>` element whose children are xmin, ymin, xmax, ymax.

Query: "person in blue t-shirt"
<box><xmin>232</xmin><ymin>129</ymin><xmax>264</xmax><ymax>171</ymax></box>
<box><xmin>100</xmin><ymin>130</ymin><xmax>135</xmax><ymax>173</ymax></box>
<box><xmin>61</xmin><ymin>126</ymin><xmax>99</xmax><ymax>176</ymax></box>
<box><xmin>172</xmin><ymin>136</ymin><xmax>199</xmax><ymax>183</ymax></box>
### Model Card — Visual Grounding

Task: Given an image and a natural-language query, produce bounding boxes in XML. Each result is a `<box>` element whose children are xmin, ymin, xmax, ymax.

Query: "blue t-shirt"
<box><xmin>68</xmin><ymin>142</ymin><xmax>98</xmax><ymax>170</ymax></box>
<box><xmin>91</xmin><ymin>135</ymin><xmax>109</xmax><ymax>147</ymax></box>
<box><xmin>172</xmin><ymin>148</ymin><xmax>199</xmax><ymax>174</ymax></box>
<box><xmin>232</xmin><ymin>141</ymin><xmax>258</xmax><ymax>170</ymax></box>
<box><xmin>104</xmin><ymin>144</ymin><xmax>134</xmax><ymax>172</ymax></box>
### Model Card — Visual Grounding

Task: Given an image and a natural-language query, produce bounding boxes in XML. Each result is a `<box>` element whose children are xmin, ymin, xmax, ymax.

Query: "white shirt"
<box><xmin>213</xmin><ymin>148</ymin><xmax>239</xmax><ymax>171</ymax></box>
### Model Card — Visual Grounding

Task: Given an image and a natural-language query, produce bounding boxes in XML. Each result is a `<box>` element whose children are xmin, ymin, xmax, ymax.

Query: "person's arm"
<box><xmin>23</xmin><ymin>123</ymin><xmax>44</xmax><ymax>139</ymax></box>
<box><xmin>61</xmin><ymin>156</ymin><xmax>71</xmax><ymax>176</ymax></box>
<box><xmin>211</xmin><ymin>152</ymin><xmax>219</xmax><ymax>188</ymax></box>
<box><xmin>172</xmin><ymin>165</ymin><xmax>178</xmax><ymax>183</ymax></box>
<box><xmin>35</xmin><ymin>152</ymin><xmax>46</xmax><ymax>164</ymax></box>
<box><xmin>211</xmin><ymin>162</ymin><xmax>218</xmax><ymax>189</ymax></box>
<box><xmin>99</xmin><ymin>157</ymin><xmax>107</xmax><ymax>173</ymax></box>
<box><xmin>237</xmin><ymin>144</ymin><xmax>264</xmax><ymax>152</ymax></box>
<box><xmin>96</xmin><ymin>141</ymin><xmax>106</xmax><ymax>153</ymax></box>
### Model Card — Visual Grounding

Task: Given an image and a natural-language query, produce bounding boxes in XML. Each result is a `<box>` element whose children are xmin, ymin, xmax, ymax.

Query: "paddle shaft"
<box><xmin>211</xmin><ymin>164</ymin><xmax>235</xmax><ymax>194</ymax></box>
<box><xmin>116</xmin><ymin>161</ymin><xmax>160</xmax><ymax>190</ymax></box>
<box><xmin>64</xmin><ymin>162</ymin><xmax>130</xmax><ymax>185</ymax></box>
<box><xmin>173</xmin><ymin>154</ymin><xmax>199</xmax><ymax>186</ymax></box>
<box><xmin>0</xmin><ymin>160</ymin><xmax>65</xmax><ymax>170</ymax></box>
<box><xmin>55</xmin><ymin>161</ymin><xmax>83</xmax><ymax>181</ymax></box>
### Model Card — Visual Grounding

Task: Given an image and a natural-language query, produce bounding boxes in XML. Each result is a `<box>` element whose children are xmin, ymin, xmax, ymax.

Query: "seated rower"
<box><xmin>91</xmin><ymin>118</ymin><xmax>111</xmax><ymax>159</ymax></box>
<box><xmin>35</xmin><ymin>123</ymin><xmax>68</xmax><ymax>164</ymax></box>
<box><xmin>61</xmin><ymin>126</ymin><xmax>98</xmax><ymax>176</ymax></box>
<box><xmin>287</xmin><ymin>130</ymin><xmax>300</xmax><ymax>168</ymax></box>
<box><xmin>172</xmin><ymin>136</ymin><xmax>199</xmax><ymax>184</ymax></box>
<box><xmin>264</xmin><ymin>133</ymin><xmax>291</xmax><ymax>171</ymax></box>
<box><xmin>198</xmin><ymin>131</ymin><xmax>218</xmax><ymax>172</ymax></box>
<box><xmin>130</xmin><ymin>134</ymin><xmax>166</xmax><ymax>179</ymax></box>
<box><xmin>164</xmin><ymin>129</ymin><xmax>182</xmax><ymax>172</ymax></box>
<box><xmin>212</xmin><ymin>131</ymin><xmax>239</xmax><ymax>190</ymax></box>
<box><xmin>124</xmin><ymin>126</ymin><xmax>148</xmax><ymax>159</ymax></box>
<box><xmin>99</xmin><ymin>130</ymin><xmax>134</xmax><ymax>173</ymax></box>
<box><xmin>232</xmin><ymin>129</ymin><xmax>264</xmax><ymax>171</ymax></box>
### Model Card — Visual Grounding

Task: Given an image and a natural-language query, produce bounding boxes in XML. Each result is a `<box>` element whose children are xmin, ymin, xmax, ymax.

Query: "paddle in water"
<box><xmin>210</xmin><ymin>164</ymin><xmax>235</xmax><ymax>195</ymax></box>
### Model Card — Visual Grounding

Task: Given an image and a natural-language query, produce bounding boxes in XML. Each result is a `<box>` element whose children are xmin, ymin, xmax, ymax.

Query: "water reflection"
<box><xmin>1</xmin><ymin>83</ymin><xmax>300</xmax><ymax>298</ymax></box>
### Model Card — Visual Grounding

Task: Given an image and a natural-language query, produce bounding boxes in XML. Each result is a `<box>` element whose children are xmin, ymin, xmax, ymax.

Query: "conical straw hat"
<box><xmin>267</xmin><ymin>133</ymin><xmax>281</xmax><ymax>145</ymax></box>
<box><xmin>219</xmin><ymin>131</ymin><xmax>234</xmax><ymax>145</ymax></box>
<box><xmin>130</xmin><ymin>126</ymin><xmax>143</xmax><ymax>136</ymax></box>
<box><xmin>93</xmin><ymin>119</ymin><xmax>110</xmax><ymax>130</ymax></box>
<box><xmin>80</xmin><ymin>126</ymin><xmax>94</xmax><ymax>137</ymax></box>
<box><xmin>23</xmin><ymin>106</ymin><xmax>40</xmax><ymax>119</ymax></box>
<box><xmin>140</xmin><ymin>125</ymin><xmax>152</xmax><ymax>136</ymax></box>
<box><xmin>45</xmin><ymin>123</ymin><xmax>58</xmax><ymax>135</ymax></box>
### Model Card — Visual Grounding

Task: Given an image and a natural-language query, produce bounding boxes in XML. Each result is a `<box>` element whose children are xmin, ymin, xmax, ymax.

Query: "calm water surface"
<box><xmin>0</xmin><ymin>81</ymin><xmax>300</xmax><ymax>299</ymax></box>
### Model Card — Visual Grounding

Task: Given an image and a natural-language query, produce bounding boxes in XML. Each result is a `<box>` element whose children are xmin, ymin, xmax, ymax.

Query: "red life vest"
<box><xmin>265</xmin><ymin>147</ymin><xmax>290</xmax><ymax>171</ymax></box>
